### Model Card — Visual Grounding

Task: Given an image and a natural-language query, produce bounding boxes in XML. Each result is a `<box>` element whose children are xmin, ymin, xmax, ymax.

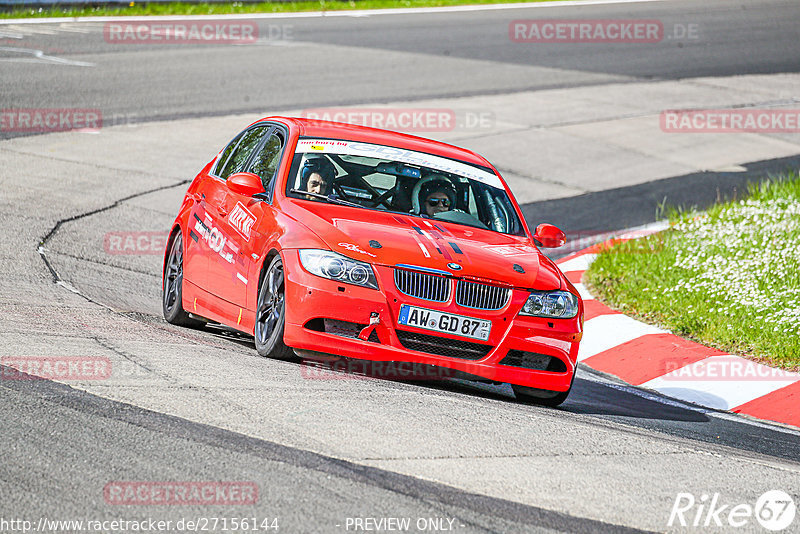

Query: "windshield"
<box><xmin>285</xmin><ymin>138</ymin><xmax>525</xmax><ymax>236</ymax></box>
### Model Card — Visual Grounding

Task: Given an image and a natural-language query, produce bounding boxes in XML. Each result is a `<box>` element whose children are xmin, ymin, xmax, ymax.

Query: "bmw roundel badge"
<box><xmin>447</xmin><ymin>263</ymin><xmax>462</xmax><ymax>271</ymax></box>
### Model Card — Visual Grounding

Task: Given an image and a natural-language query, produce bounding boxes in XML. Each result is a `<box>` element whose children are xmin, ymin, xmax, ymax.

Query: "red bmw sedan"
<box><xmin>163</xmin><ymin>117</ymin><xmax>583</xmax><ymax>405</ymax></box>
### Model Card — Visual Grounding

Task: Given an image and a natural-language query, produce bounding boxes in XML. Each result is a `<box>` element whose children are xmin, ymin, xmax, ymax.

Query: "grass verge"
<box><xmin>1</xmin><ymin>0</ymin><xmax>559</xmax><ymax>20</ymax></box>
<box><xmin>584</xmin><ymin>173</ymin><xmax>800</xmax><ymax>371</ymax></box>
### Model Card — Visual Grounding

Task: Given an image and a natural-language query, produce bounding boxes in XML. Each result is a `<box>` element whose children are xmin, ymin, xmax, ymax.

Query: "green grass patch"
<box><xmin>584</xmin><ymin>173</ymin><xmax>800</xmax><ymax>370</ymax></box>
<box><xmin>1</xmin><ymin>0</ymin><xmax>560</xmax><ymax>19</ymax></box>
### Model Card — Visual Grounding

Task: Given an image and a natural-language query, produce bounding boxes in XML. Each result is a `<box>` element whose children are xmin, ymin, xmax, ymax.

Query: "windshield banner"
<box><xmin>295</xmin><ymin>139</ymin><xmax>503</xmax><ymax>188</ymax></box>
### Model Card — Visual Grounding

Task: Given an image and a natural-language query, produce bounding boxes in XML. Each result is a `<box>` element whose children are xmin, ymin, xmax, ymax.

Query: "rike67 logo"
<box><xmin>669</xmin><ymin>490</ymin><xmax>796</xmax><ymax>531</ymax></box>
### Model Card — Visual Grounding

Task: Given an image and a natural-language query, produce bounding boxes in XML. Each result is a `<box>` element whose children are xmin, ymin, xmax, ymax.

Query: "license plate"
<box><xmin>397</xmin><ymin>304</ymin><xmax>491</xmax><ymax>341</ymax></box>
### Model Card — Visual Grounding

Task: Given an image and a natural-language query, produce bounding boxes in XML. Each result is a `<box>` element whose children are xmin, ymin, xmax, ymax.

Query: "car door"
<box><xmin>184</xmin><ymin>129</ymin><xmax>246</xmax><ymax>292</ymax></box>
<box><xmin>215</xmin><ymin>128</ymin><xmax>286</xmax><ymax>311</ymax></box>
<box><xmin>202</xmin><ymin>124</ymin><xmax>272</xmax><ymax>304</ymax></box>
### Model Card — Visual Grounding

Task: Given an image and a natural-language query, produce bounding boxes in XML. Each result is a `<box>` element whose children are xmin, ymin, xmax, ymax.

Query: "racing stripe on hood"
<box><xmin>413</xmin><ymin>226</ymin><xmax>448</xmax><ymax>258</ymax></box>
<box><xmin>391</xmin><ymin>214</ymin><xmax>460</xmax><ymax>261</ymax></box>
<box><xmin>392</xmin><ymin>215</ymin><xmax>431</xmax><ymax>258</ymax></box>
<box><xmin>432</xmin><ymin>223</ymin><xmax>451</xmax><ymax>236</ymax></box>
<box><xmin>421</xmin><ymin>220</ymin><xmax>464</xmax><ymax>261</ymax></box>
<box><xmin>412</xmin><ymin>234</ymin><xmax>431</xmax><ymax>258</ymax></box>
<box><xmin>448</xmin><ymin>241</ymin><xmax>463</xmax><ymax>255</ymax></box>
<box><xmin>419</xmin><ymin>220</ymin><xmax>453</xmax><ymax>259</ymax></box>
<box><xmin>427</xmin><ymin>229</ymin><xmax>454</xmax><ymax>260</ymax></box>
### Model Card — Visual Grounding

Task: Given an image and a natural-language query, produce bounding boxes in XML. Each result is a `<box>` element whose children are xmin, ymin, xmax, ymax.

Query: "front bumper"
<box><xmin>282</xmin><ymin>250</ymin><xmax>582</xmax><ymax>391</ymax></box>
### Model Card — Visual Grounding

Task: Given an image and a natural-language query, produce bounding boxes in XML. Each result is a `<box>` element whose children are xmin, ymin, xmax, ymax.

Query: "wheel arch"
<box><xmin>257</xmin><ymin>248</ymin><xmax>283</xmax><ymax>296</ymax></box>
<box><xmin>163</xmin><ymin>223</ymin><xmax>184</xmax><ymax>281</ymax></box>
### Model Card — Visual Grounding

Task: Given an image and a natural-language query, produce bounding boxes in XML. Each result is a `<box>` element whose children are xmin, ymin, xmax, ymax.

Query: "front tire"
<box><xmin>512</xmin><ymin>371</ymin><xmax>575</xmax><ymax>407</ymax></box>
<box><xmin>162</xmin><ymin>230</ymin><xmax>202</xmax><ymax>328</ymax></box>
<box><xmin>254</xmin><ymin>255</ymin><xmax>295</xmax><ymax>360</ymax></box>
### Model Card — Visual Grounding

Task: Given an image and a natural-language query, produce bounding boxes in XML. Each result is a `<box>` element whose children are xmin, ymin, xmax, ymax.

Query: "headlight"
<box><xmin>299</xmin><ymin>249</ymin><xmax>379</xmax><ymax>290</ymax></box>
<box><xmin>520</xmin><ymin>290</ymin><xmax>579</xmax><ymax>319</ymax></box>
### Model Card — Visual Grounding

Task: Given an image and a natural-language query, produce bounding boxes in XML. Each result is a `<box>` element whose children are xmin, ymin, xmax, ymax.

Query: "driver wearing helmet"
<box><xmin>416</xmin><ymin>175</ymin><xmax>457</xmax><ymax>217</ymax></box>
<box><xmin>300</xmin><ymin>156</ymin><xmax>336</xmax><ymax>199</ymax></box>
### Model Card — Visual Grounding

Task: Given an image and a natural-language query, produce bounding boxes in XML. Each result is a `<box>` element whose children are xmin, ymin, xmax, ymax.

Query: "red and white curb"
<box><xmin>556</xmin><ymin>222</ymin><xmax>800</xmax><ymax>429</ymax></box>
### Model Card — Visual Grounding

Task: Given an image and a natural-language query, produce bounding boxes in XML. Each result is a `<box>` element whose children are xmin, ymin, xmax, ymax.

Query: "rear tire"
<box><xmin>254</xmin><ymin>255</ymin><xmax>295</xmax><ymax>360</ymax></box>
<box><xmin>162</xmin><ymin>230</ymin><xmax>203</xmax><ymax>328</ymax></box>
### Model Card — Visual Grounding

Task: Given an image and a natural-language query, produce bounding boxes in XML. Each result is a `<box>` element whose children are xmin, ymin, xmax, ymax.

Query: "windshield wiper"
<box><xmin>289</xmin><ymin>189</ymin><xmax>362</xmax><ymax>208</ymax></box>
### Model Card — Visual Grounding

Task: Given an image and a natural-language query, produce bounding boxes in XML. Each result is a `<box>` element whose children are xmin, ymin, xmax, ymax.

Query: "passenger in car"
<box><xmin>301</xmin><ymin>157</ymin><xmax>336</xmax><ymax>199</ymax></box>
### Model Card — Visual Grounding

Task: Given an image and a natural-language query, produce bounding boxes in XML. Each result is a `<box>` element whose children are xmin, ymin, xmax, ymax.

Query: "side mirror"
<box><xmin>227</xmin><ymin>172</ymin><xmax>266</xmax><ymax>197</ymax></box>
<box><xmin>534</xmin><ymin>223</ymin><xmax>566</xmax><ymax>248</ymax></box>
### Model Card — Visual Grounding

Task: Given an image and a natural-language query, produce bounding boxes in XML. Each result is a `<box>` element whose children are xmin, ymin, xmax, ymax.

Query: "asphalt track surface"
<box><xmin>1</xmin><ymin>0</ymin><xmax>800</xmax><ymax>133</ymax></box>
<box><xmin>2</xmin><ymin>0</ymin><xmax>800</xmax><ymax>532</ymax></box>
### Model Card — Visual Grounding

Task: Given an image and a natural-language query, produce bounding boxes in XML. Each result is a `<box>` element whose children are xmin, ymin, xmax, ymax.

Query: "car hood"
<box><xmin>287</xmin><ymin>202</ymin><xmax>562</xmax><ymax>290</ymax></box>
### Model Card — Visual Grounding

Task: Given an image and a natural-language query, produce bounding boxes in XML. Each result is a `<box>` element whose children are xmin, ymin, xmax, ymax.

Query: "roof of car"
<box><xmin>264</xmin><ymin>116</ymin><xmax>494</xmax><ymax>169</ymax></box>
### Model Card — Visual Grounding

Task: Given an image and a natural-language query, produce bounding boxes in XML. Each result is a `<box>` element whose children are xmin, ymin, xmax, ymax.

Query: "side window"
<box><xmin>213</xmin><ymin>131</ymin><xmax>244</xmax><ymax>177</ymax></box>
<box><xmin>245</xmin><ymin>133</ymin><xmax>284</xmax><ymax>189</ymax></box>
<box><xmin>218</xmin><ymin>125</ymin><xmax>270</xmax><ymax>180</ymax></box>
